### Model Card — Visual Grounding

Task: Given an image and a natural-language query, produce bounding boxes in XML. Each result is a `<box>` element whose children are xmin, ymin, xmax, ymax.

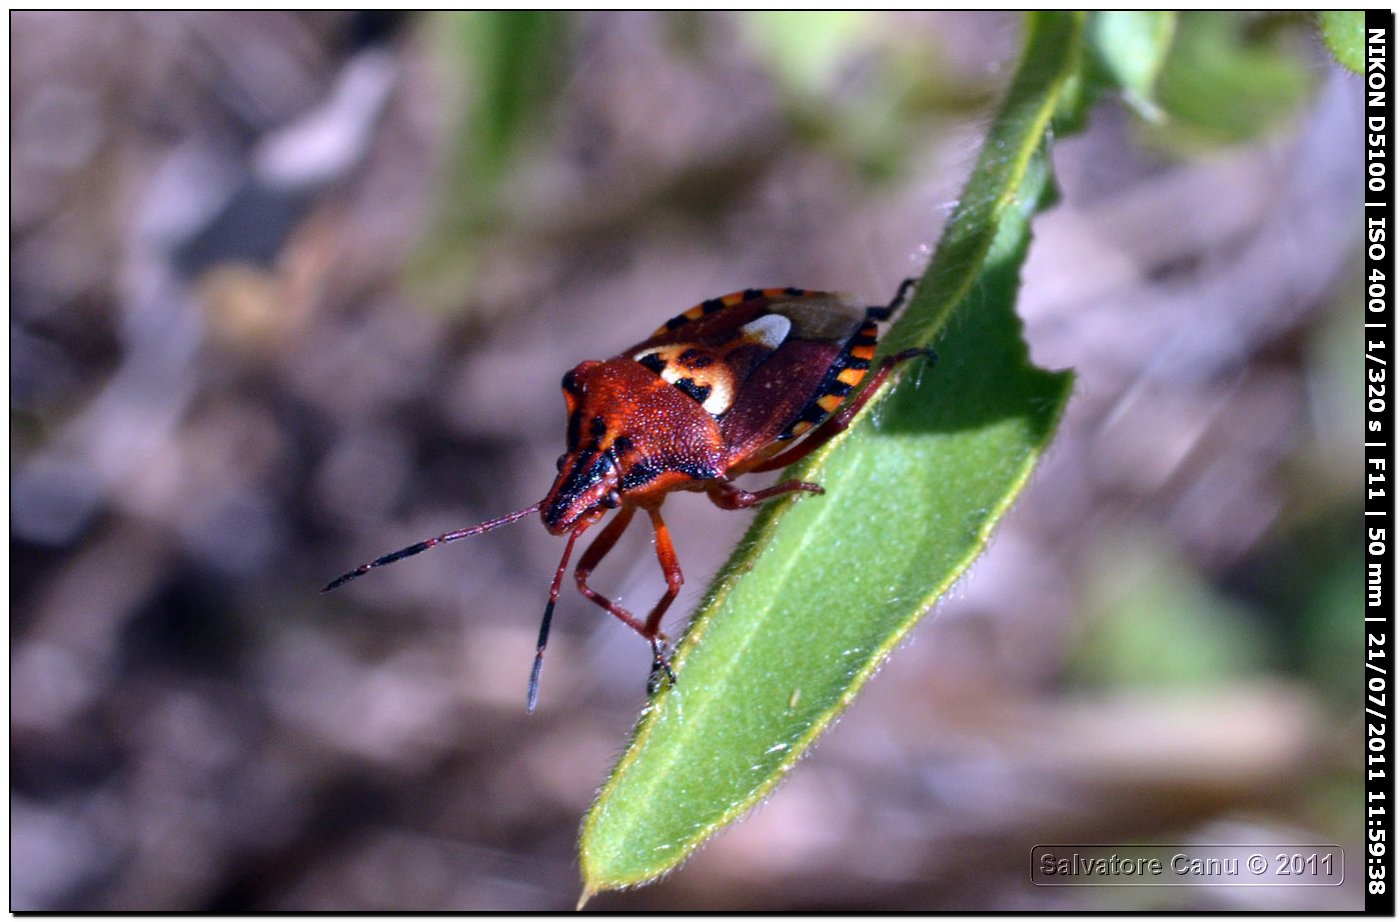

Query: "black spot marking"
<box><xmin>799</xmin><ymin>403</ymin><xmax>829</xmax><ymax>424</ymax></box>
<box><xmin>638</xmin><ymin>352</ymin><xmax>667</xmax><ymax>374</ymax></box>
<box><xmin>678</xmin><ymin>348</ymin><xmax>714</xmax><ymax>369</ymax></box>
<box><xmin>741</xmin><ymin>288</ymin><xmax>763</xmax><ymax>301</ymax></box>
<box><xmin>846</xmin><ymin>357</ymin><xmax>871</xmax><ymax>371</ymax></box>
<box><xmin>589</xmin><ymin>416</ymin><xmax>607</xmax><ymax>439</ymax></box>
<box><xmin>665</xmin><ymin>316</ymin><xmax>688</xmax><ymax>330</ymax></box>
<box><xmin>561</xmin><ymin>370</ymin><xmax>580</xmax><ymax>393</ymax></box>
<box><xmin>620</xmin><ymin>460</ymin><xmax>662</xmax><ymax>491</ymax></box>
<box><xmin>620</xmin><ymin>455</ymin><xmax>718</xmax><ymax>491</ymax></box>
<box><xmin>612</xmin><ymin>434</ymin><xmax>633</xmax><ymax>453</ymax></box>
<box><xmin>826</xmin><ymin>381</ymin><xmax>853</xmax><ymax>397</ymax></box>
<box><xmin>702</xmin><ymin>298</ymin><xmax>724</xmax><ymax>313</ymax></box>
<box><xmin>674</xmin><ymin>377</ymin><xmax>713</xmax><ymax>405</ymax></box>
<box><xmin>784</xmin><ymin>286</ymin><xmax>805</xmax><ymax>296</ymax></box>
<box><xmin>852</xmin><ymin>333</ymin><xmax>879</xmax><ymax>348</ymax></box>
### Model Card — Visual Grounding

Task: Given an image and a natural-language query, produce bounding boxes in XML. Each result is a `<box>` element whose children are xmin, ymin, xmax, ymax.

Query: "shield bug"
<box><xmin>324</xmin><ymin>279</ymin><xmax>934</xmax><ymax>711</ymax></box>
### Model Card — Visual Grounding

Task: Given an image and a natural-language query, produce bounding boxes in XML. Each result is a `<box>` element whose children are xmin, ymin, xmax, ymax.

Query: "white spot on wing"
<box><xmin>740</xmin><ymin>314</ymin><xmax>791</xmax><ymax>350</ymax></box>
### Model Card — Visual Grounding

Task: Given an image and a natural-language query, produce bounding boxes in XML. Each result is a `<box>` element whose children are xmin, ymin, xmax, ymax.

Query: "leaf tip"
<box><xmin>576</xmin><ymin>885</ymin><xmax>596</xmax><ymax>911</ymax></box>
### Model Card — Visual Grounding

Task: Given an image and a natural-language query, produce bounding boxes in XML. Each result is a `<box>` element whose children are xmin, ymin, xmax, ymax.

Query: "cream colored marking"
<box><xmin>739</xmin><ymin>314</ymin><xmax>791</xmax><ymax>351</ymax></box>
<box><xmin>633</xmin><ymin>344</ymin><xmax>736</xmax><ymax>415</ymax></box>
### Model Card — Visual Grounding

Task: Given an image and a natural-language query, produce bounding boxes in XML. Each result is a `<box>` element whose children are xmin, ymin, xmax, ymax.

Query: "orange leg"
<box><xmin>573</xmin><ymin>505</ymin><xmax>683</xmax><ymax>692</ymax></box>
<box><xmin>706</xmin><ymin>479</ymin><xmax>824</xmax><ymax>510</ymax></box>
<box><xmin>642</xmin><ymin>508</ymin><xmax>684</xmax><ymax>693</ymax></box>
<box><xmin>573</xmin><ymin>506</ymin><xmax>646</xmax><ymax>635</ymax></box>
<box><xmin>642</xmin><ymin>508</ymin><xmax>684</xmax><ymax>635</ymax></box>
<box><xmin>749</xmin><ymin>348</ymin><xmax>935</xmax><ymax>473</ymax></box>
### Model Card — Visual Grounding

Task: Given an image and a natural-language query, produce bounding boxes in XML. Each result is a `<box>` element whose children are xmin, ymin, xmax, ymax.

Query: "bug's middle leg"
<box><xmin>705</xmin><ymin>479</ymin><xmax>824</xmax><ymax>510</ymax></box>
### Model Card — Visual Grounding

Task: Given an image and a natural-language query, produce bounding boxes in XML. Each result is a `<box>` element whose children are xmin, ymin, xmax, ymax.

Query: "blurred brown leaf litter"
<box><xmin>11</xmin><ymin>10</ymin><xmax>1364</xmax><ymax>910</ymax></box>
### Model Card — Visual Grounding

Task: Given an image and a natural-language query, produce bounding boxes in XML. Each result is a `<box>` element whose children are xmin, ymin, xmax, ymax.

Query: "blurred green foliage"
<box><xmin>1317</xmin><ymin>10</ymin><xmax>1364</xmax><ymax>76</ymax></box>
<box><xmin>410</xmin><ymin>11</ymin><xmax>568</xmax><ymax>313</ymax></box>
<box><xmin>1072</xmin><ymin>535</ymin><xmax>1276</xmax><ymax>689</ymax></box>
<box><xmin>1087</xmin><ymin>11</ymin><xmax>1176</xmax><ymax>121</ymax></box>
<box><xmin>735</xmin><ymin>12</ymin><xmax>1000</xmax><ymax>182</ymax></box>
<box><xmin>1151</xmin><ymin>11</ymin><xmax>1316</xmax><ymax>147</ymax></box>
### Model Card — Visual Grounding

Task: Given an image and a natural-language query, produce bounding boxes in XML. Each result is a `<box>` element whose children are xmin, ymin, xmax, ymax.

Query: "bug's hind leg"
<box><xmin>706</xmin><ymin>479</ymin><xmax>824</xmax><ymax>510</ymax></box>
<box><xmin>748</xmin><ymin>347</ymin><xmax>936</xmax><ymax>473</ymax></box>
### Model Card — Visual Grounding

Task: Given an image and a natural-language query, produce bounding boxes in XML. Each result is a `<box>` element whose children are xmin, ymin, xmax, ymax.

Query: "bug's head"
<box><xmin>542</xmin><ymin>361</ymin><xmax>625</xmax><ymax>535</ymax></box>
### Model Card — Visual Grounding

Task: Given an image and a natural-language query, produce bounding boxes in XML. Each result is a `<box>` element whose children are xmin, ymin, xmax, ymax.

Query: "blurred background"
<box><xmin>11</xmin><ymin>11</ymin><xmax>1363</xmax><ymax>910</ymax></box>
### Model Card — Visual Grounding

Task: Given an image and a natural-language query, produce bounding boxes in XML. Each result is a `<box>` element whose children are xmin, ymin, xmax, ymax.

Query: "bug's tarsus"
<box><xmin>527</xmin><ymin>519</ymin><xmax>590</xmax><ymax>713</ymax></box>
<box><xmin>322</xmin><ymin>502</ymin><xmax>543</xmax><ymax>593</ymax></box>
<box><xmin>647</xmin><ymin>636</ymin><xmax>677</xmax><ymax>696</ymax></box>
<box><xmin>865</xmin><ymin>277</ymin><xmax>918</xmax><ymax>321</ymax></box>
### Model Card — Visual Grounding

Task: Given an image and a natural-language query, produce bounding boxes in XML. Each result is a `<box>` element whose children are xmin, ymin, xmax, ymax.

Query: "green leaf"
<box><xmin>1317</xmin><ymin>11</ymin><xmax>1365</xmax><ymax>76</ymax></box>
<box><xmin>1087</xmin><ymin>11</ymin><xmax>1177</xmax><ymax>121</ymax></box>
<box><xmin>1151</xmin><ymin>12</ymin><xmax>1315</xmax><ymax>147</ymax></box>
<box><xmin>1068</xmin><ymin>534</ymin><xmax>1275</xmax><ymax>689</ymax></box>
<box><xmin>580</xmin><ymin>12</ymin><xmax>1082</xmax><ymax>895</ymax></box>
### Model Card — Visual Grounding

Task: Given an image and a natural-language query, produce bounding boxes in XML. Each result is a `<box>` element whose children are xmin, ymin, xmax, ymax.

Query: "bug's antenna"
<box><xmin>322</xmin><ymin>502</ymin><xmax>543</xmax><ymax>592</ymax></box>
<box><xmin>527</xmin><ymin>521</ymin><xmax>589</xmax><ymax>714</ymax></box>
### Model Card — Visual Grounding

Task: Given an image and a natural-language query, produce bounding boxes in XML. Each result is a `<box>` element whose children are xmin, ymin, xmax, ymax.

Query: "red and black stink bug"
<box><xmin>324</xmin><ymin>279</ymin><xmax>934</xmax><ymax>711</ymax></box>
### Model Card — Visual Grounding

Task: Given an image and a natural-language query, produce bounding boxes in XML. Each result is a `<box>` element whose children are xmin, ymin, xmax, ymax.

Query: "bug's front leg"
<box><xmin>573</xmin><ymin>505</ymin><xmax>680</xmax><ymax>694</ymax></box>
<box><xmin>573</xmin><ymin>506</ymin><xmax>648</xmax><ymax>635</ymax></box>
<box><xmin>643</xmin><ymin>508</ymin><xmax>683</xmax><ymax>694</ymax></box>
<box><xmin>705</xmin><ymin>479</ymin><xmax>825</xmax><ymax>510</ymax></box>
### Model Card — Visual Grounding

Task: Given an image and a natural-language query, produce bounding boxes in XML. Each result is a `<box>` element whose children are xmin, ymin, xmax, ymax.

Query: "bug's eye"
<box><xmin>556</xmin><ymin>454</ymin><xmax>568</xmax><ymax>471</ymax></box>
<box><xmin>602</xmin><ymin>489</ymin><xmax>621</xmax><ymax>509</ymax></box>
